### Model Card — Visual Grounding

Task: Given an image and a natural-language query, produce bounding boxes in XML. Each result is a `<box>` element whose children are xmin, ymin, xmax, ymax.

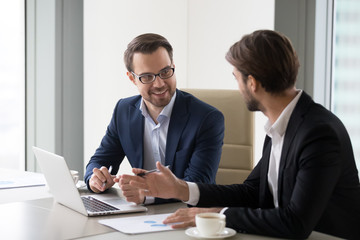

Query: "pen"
<box><xmin>137</xmin><ymin>165</ymin><xmax>170</xmax><ymax>177</ymax></box>
<box><xmin>102</xmin><ymin>165</ymin><xmax>112</xmax><ymax>188</ymax></box>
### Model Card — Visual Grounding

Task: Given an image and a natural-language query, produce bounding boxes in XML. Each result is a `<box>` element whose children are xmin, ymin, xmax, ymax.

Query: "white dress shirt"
<box><xmin>140</xmin><ymin>91</ymin><xmax>176</xmax><ymax>204</ymax></box>
<box><xmin>185</xmin><ymin>90</ymin><xmax>303</xmax><ymax>210</ymax></box>
<box><xmin>264</xmin><ymin>90</ymin><xmax>302</xmax><ymax>207</ymax></box>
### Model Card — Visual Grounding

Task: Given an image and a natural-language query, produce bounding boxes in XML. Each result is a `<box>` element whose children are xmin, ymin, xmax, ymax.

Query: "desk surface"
<box><xmin>0</xmin><ymin>197</ymin><xmax>342</xmax><ymax>240</ymax></box>
<box><xmin>0</xmin><ymin>170</ymin><xmax>343</xmax><ymax>240</ymax></box>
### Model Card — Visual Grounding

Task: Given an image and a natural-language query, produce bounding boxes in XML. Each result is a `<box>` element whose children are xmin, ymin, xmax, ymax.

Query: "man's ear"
<box><xmin>248</xmin><ymin>75</ymin><xmax>259</xmax><ymax>92</ymax></box>
<box><xmin>127</xmin><ymin>72</ymin><xmax>136</xmax><ymax>85</ymax></box>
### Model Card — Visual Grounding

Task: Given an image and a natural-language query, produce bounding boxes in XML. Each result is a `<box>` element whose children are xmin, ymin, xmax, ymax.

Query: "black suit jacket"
<box><xmin>196</xmin><ymin>92</ymin><xmax>360</xmax><ymax>239</ymax></box>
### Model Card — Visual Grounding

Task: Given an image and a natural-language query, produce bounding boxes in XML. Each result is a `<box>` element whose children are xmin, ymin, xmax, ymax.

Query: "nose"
<box><xmin>152</xmin><ymin>75</ymin><xmax>165</xmax><ymax>88</ymax></box>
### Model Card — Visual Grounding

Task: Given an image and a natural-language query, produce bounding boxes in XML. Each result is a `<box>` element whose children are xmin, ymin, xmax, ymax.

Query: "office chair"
<box><xmin>182</xmin><ymin>89</ymin><xmax>254</xmax><ymax>184</ymax></box>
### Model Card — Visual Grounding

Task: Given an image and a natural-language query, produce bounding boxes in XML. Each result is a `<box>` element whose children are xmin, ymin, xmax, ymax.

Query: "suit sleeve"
<box><xmin>183</xmin><ymin>109</ymin><xmax>224</xmax><ymax>184</ymax></box>
<box><xmin>197</xmin><ymin>124</ymin><xmax>343</xmax><ymax>239</ymax></box>
<box><xmin>84</xmin><ymin>100</ymin><xmax>126</xmax><ymax>188</ymax></box>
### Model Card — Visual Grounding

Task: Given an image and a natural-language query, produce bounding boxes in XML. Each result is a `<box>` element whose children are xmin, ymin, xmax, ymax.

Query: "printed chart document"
<box><xmin>0</xmin><ymin>168</ymin><xmax>46</xmax><ymax>189</ymax></box>
<box><xmin>99</xmin><ymin>213</ymin><xmax>179</xmax><ymax>234</ymax></box>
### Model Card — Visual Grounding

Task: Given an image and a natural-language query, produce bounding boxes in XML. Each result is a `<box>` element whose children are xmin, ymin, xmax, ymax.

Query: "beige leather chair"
<box><xmin>183</xmin><ymin>89</ymin><xmax>254</xmax><ymax>184</ymax></box>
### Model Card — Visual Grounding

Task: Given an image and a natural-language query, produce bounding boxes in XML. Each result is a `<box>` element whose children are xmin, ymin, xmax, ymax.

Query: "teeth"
<box><xmin>154</xmin><ymin>90</ymin><xmax>166</xmax><ymax>94</ymax></box>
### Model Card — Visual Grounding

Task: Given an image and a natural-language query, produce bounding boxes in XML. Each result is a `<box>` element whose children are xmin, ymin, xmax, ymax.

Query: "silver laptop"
<box><xmin>32</xmin><ymin>146</ymin><xmax>147</xmax><ymax>216</ymax></box>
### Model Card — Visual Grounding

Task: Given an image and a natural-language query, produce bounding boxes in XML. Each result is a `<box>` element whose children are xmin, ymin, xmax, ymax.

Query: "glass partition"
<box><xmin>332</xmin><ymin>0</ymin><xmax>360</xmax><ymax>173</ymax></box>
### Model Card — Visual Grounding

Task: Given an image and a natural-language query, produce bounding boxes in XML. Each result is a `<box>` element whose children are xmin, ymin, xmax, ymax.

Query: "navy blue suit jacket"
<box><xmin>85</xmin><ymin>89</ymin><xmax>224</xmax><ymax>201</ymax></box>
<box><xmin>196</xmin><ymin>92</ymin><xmax>360</xmax><ymax>239</ymax></box>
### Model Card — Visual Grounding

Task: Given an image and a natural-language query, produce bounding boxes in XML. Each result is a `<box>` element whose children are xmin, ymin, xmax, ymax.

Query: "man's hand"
<box><xmin>114</xmin><ymin>175</ymin><xmax>145</xmax><ymax>204</ymax></box>
<box><xmin>89</xmin><ymin>166</ymin><xmax>114</xmax><ymax>193</ymax></box>
<box><xmin>163</xmin><ymin>207</ymin><xmax>223</xmax><ymax>229</ymax></box>
<box><xmin>119</xmin><ymin>162</ymin><xmax>190</xmax><ymax>201</ymax></box>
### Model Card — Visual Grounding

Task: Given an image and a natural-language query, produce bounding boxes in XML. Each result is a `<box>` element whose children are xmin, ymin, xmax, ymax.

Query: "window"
<box><xmin>0</xmin><ymin>1</ymin><xmax>25</xmax><ymax>170</ymax></box>
<box><xmin>332</xmin><ymin>0</ymin><xmax>360</xmax><ymax>171</ymax></box>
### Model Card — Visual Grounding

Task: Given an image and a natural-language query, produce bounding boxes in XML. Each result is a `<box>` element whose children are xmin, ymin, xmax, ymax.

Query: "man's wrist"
<box><xmin>175</xmin><ymin>179</ymin><xmax>190</xmax><ymax>202</ymax></box>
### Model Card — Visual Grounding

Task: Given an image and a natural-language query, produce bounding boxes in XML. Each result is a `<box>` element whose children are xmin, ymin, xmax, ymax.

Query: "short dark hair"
<box><xmin>124</xmin><ymin>33</ymin><xmax>173</xmax><ymax>72</ymax></box>
<box><xmin>225</xmin><ymin>30</ymin><xmax>300</xmax><ymax>93</ymax></box>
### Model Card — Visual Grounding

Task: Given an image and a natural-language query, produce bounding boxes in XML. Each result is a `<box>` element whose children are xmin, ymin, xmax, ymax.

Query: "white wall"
<box><xmin>84</xmin><ymin>0</ymin><xmax>274</xmax><ymax>174</ymax></box>
<box><xmin>187</xmin><ymin>0</ymin><xmax>274</xmax><ymax>89</ymax></box>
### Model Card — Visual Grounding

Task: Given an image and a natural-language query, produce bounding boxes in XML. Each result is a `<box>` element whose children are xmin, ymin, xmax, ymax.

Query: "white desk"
<box><xmin>0</xmin><ymin>170</ymin><xmax>343</xmax><ymax>240</ymax></box>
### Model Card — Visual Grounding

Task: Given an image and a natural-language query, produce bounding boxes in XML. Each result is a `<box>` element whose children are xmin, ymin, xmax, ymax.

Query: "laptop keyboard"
<box><xmin>81</xmin><ymin>196</ymin><xmax>120</xmax><ymax>213</ymax></box>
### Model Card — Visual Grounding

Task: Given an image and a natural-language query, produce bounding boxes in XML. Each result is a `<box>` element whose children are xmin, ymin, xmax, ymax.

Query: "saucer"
<box><xmin>185</xmin><ymin>227</ymin><xmax>236</xmax><ymax>239</ymax></box>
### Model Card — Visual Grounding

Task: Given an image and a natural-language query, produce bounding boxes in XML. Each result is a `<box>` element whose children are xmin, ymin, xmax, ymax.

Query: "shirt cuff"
<box><xmin>184</xmin><ymin>182</ymin><xmax>200</xmax><ymax>206</ymax></box>
<box><xmin>144</xmin><ymin>196</ymin><xmax>155</xmax><ymax>205</ymax></box>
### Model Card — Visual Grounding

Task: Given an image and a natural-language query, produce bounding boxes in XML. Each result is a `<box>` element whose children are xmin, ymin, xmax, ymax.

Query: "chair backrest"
<box><xmin>182</xmin><ymin>89</ymin><xmax>254</xmax><ymax>184</ymax></box>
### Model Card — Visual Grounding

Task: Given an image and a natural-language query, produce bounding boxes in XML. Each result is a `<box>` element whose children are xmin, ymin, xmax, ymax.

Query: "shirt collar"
<box><xmin>265</xmin><ymin>90</ymin><xmax>303</xmax><ymax>138</ymax></box>
<box><xmin>140</xmin><ymin>91</ymin><xmax>177</xmax><ymax>121</ymax></box>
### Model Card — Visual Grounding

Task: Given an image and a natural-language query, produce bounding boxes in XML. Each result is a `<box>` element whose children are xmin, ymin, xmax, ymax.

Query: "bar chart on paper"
<box><xmin>99</xmin><ymin>213</ymin><xmax>179</xmax><ymax>234</ymax></box>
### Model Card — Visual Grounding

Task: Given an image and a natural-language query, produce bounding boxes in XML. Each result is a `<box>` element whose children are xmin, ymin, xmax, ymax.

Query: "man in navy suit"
<box><xmin>84</xmin><ymin>33</ymin><xmax>224</xmax><ymax>204</ymax></box>
<box><xmin>122</xmin><ymin>30</ymin><xmax>360</xmax><ymax>239</ymax></box>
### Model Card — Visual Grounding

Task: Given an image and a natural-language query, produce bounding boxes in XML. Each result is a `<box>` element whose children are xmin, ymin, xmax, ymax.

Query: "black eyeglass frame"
<box><xmin>131</xmin><ymin>67</ymin><xmax>175</xmax><ymax>84</ymax></box>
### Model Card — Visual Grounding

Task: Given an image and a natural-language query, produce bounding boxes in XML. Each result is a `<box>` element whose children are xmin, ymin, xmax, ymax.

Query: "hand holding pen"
<box><xmin>102</xmin><ymin>165</ymin><xmax>113</xmax><ymax>188</ymax></box>
<box><xmin>113</xmin><ymin>164</ymin><xmax>171</xmax><ymax>204</ymax></box>
<box><xmin>128</xmin><ymin>162</ymin><xmax>186</xmax><ymax>200</ymax></box>
<box><xmin>136</xmin><ymin>165</ymin><xmax>170</xmax><ymax>177</ymax></box>
<box><xmin>89</xmin><ymin>165</ymin><xmax>114</xmax><ymax>193</ymax></box>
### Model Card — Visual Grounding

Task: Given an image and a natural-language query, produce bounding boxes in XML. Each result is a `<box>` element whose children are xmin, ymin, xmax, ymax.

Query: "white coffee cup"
<box><xmin>195</xmin><ymin>212</ymin><xmax>226</xmax><ymax>237</ymax></box>
<box><xmin>70</xmin><ymin>170</ymin><xmax>79</xmax><ymax>184</ymax></box>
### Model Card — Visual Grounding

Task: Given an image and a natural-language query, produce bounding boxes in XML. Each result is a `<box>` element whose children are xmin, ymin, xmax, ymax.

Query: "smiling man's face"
<box><xmin>128</xmin><ymin>47</ymin><xmax>176</xmax><ymax>112</ymax></box>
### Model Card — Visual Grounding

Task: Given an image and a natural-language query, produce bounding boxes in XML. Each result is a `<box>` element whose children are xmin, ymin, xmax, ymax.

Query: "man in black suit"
<box><xmin>119</xmin><ymin>30</ymin><xmax>360</xmax><ymax>239</ymax></box>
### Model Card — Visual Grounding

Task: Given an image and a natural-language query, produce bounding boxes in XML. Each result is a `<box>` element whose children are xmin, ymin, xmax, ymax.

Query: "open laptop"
<box><xmin>32</xmin><ymin>146</ymin><xmax>147</xmax><ymax>216</ymax></box>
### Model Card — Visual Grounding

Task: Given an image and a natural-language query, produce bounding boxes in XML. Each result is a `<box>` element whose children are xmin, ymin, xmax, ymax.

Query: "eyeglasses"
<box><xmin>131</xmin><ymin>67</ymin><xmax>175</xmax><ymax>84</ymax></box>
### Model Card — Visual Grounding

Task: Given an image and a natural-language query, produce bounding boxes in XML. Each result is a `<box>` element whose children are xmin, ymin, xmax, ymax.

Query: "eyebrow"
<box><xmin>138</xmin><ymin>65</ymin><xmax>172</xmax><ymax>76</ymax></box>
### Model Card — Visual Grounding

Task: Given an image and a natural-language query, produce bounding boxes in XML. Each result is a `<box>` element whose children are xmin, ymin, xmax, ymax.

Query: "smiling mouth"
<box><xmin>153</xmin><ymin>89</ymin><xmax>167</xmax><ymax>95</ymax></box>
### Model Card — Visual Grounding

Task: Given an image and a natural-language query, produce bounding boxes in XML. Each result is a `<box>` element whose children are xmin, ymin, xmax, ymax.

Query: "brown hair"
<box><xmin>124</xmin><ymin>33</ymin><xmax>173</xmax><ymax>72</ymax></box>
<box><xmin>226</xmin><ymin>30</ymin><xmax>300</xmax><ymax>93</ymax></box>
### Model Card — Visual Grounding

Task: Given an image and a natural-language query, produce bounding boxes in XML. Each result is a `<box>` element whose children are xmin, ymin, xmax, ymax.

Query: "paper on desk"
<box><xmin>99</xmin><ymin>213</ymin><xmax>178</xmax><ymax>234</ymax></box>
<box><xmin>0</xmin><ymin>169</ymin><xmax>46</xmax><ymax>189</ymax></box>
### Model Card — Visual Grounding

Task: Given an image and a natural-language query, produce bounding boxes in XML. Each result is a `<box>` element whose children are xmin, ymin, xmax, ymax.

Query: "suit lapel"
<box><xmin>259</xmin><ymin>136</ymin><xmax>275</xmax><ymax>208</ymax></box>
<box><xmin>129</xmin><ymin>99</ymin><xmax>144</xmax><ymax>168</ymax></box>
<box><xmin>277</xmin><ymin>92</ymin><xmax>313</xmax><ymax>204</ymax></box>
<box><xmin>165</xmin><ymin>90</ymin><xmax>189</xmax><ymax>168</ymax></box>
